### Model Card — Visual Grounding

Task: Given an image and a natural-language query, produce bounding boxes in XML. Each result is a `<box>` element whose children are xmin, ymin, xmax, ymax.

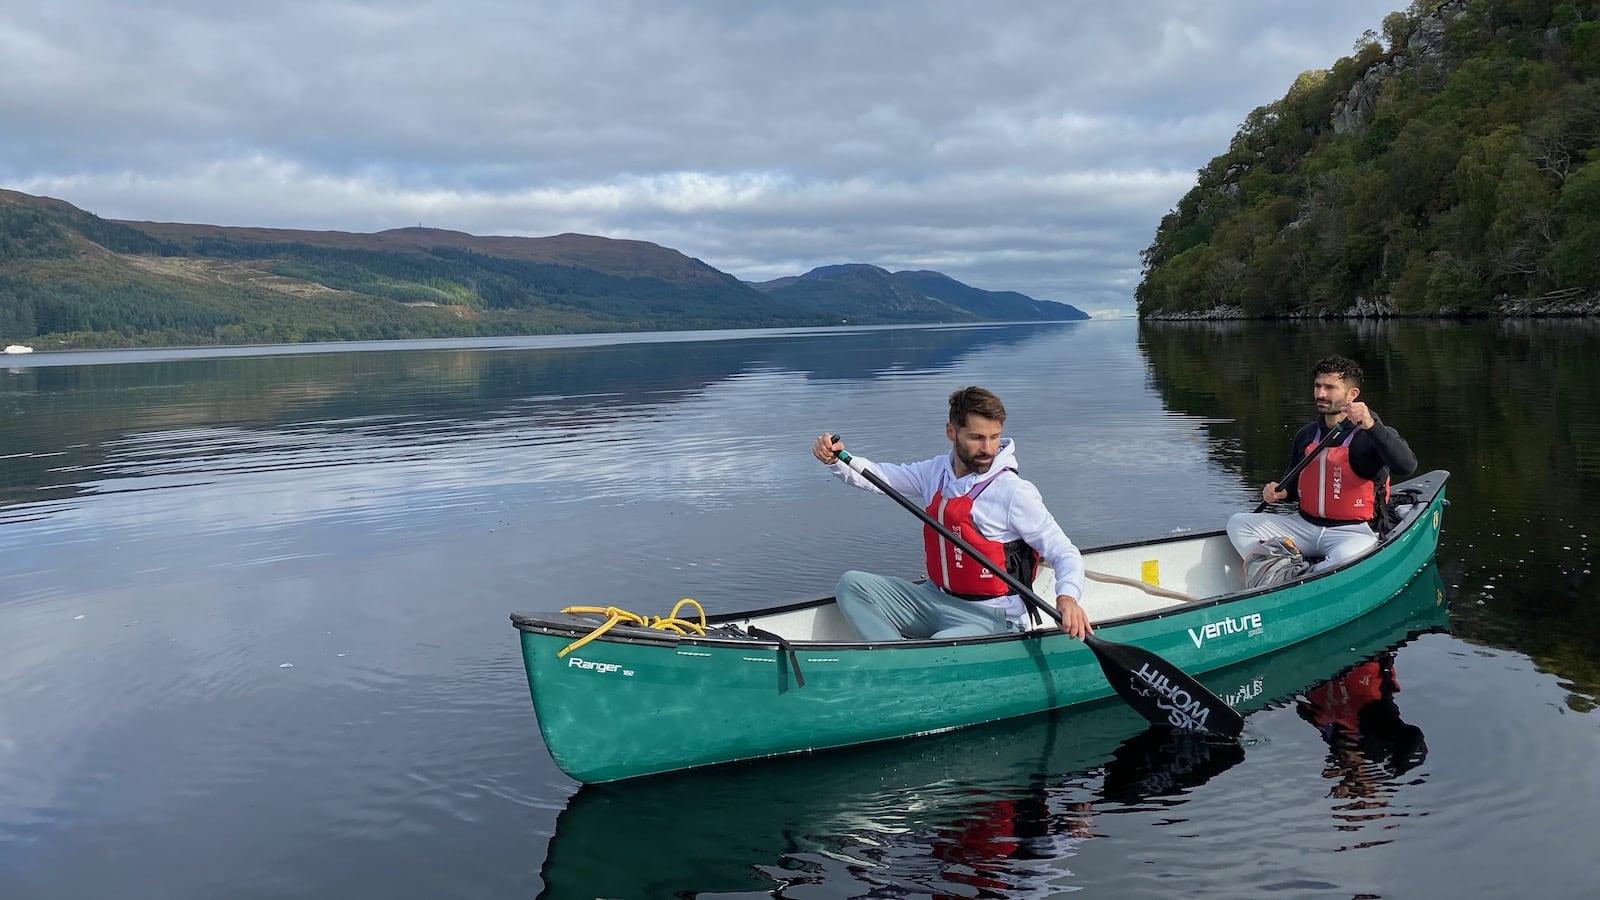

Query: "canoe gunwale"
<box><xmin>511</xmin><ymin>469</ymin><xmax>1450</xmax><ymax>653</ymax></box>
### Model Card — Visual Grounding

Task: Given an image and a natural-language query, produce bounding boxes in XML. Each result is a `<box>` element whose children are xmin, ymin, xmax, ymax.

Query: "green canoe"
<box><xmin>537</xmin><ymin>560</ymin><xmax>1450</xmax><ymax>896</ymax></box>
<box><xmin>511</xmin><ymin>470</ymin><xmax>1448</xmax><ymax>784</ymax></box>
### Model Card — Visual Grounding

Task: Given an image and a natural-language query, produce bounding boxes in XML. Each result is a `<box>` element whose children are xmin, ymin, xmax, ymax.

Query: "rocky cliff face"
<box><xmin>1333</xmin><ymin>0</ymin><xmax>1470</xmax><ymax>135</ymax></box>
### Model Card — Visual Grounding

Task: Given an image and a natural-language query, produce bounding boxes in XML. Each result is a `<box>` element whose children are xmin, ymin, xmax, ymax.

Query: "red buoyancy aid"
<box><xmin>1296</xmin><ymin>426</ymin><xmax>1378</xmax><ymax>522</ymax></box>
<box><xmin>923</xmin><ymin>469</ymin><xmax>1014</xmax><ymax>597</ymax></box>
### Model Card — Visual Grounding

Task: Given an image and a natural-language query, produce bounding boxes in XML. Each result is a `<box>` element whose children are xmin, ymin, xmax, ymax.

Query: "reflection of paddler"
<box><xmin>1300</xmin><ymin>658</ymin><xmax>1391</xmax><ymax>737</ymax></box>
<box><xmin>930</xmin><ymin>792</ymin><xmax>1045</xmax><ymax>892</ymax></box>
<box><xmin>929</xmin><ymin>790</ymin><xmax>1093</xmax><ymax>894</ymax></box>
<box><xmin>1296</xmin><ymin>651</ymin><xmax>1428</xmax><ymax>798</ymax></box>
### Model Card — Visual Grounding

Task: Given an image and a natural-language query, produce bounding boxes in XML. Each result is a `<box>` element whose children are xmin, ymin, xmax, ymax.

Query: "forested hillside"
<box><xmin>0</xmin><ymin>190</ymin><xmax>834</xmax><ymax>347</ymax></box>
<box><xmin>0</xmin><ymin>189</ymin><xmax>1084</xmax><ymax>349</ymax></box>
<box><xmin>1137</xmin><ymin>0</ymin><xmax>1600</xmax><ymax>318</ymax></box>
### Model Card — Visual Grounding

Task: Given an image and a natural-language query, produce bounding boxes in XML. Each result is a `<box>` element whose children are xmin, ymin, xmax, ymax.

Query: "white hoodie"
<box><xmin>829</xmin><ymin>437</ymin><xmax>1086</xmax><ymax>622</ymax></box>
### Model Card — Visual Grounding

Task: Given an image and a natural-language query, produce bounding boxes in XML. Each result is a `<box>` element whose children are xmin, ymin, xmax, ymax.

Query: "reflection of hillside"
<box><xmin>536</xmin><ymin>565</ymin><xmax>1447</xmax><ymax>897</ymax></box>
<box><xmin>0</xmin><ymin>324</ymin><xmax>1055</xmax><ymax>507</ymax></box>
<box><xmin>1137</xmin><ymin>319</ymin><xmax>1600</xmax><ymax>697</ymax></box>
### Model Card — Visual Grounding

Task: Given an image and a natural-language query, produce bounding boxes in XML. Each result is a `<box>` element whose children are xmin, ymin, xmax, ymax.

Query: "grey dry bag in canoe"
<box><xmin>1243</xmin><ymin>536</ymin><xmax>1312</xmax><ymax>588</ymax></box>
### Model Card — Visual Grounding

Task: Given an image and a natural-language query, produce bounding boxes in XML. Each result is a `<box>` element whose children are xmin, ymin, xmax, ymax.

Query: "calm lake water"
<box><xmin>2</xmin><ymin>319</ymin><xmax>1597</xmax><ymax>898</ymax></box>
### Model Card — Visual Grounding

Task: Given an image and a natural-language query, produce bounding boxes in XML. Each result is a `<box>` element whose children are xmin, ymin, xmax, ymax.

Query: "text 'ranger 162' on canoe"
<box><xmin>509</xmin><ymin>470</ymin><xmax>1449</xmax><ymax>784</ymax></box>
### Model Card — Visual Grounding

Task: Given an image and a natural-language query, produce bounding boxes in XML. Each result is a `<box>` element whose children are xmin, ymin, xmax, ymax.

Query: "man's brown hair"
<box><xmin>948</xmin><ymin>386</ymin><xmax>1007</xmax><ymax>428</ymax></box>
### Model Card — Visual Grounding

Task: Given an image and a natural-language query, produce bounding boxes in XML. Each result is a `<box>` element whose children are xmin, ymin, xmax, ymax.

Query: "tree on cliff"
<box><xmin>1136</xmin><ymin>0</ymin><xmax>1600</xmax><ymax>318</ymax></box>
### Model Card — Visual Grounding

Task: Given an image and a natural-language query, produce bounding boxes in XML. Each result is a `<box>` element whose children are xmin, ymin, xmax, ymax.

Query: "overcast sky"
<box><xmin>2</xmin><ymin>1</ymin><xmax>1404</xmax><ymax>317</ymax></box>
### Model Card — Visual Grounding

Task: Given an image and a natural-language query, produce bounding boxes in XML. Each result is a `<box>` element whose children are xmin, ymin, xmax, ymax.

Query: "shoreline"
<box><xmin>1143</xmin><ymin>294</ymin><xmax>1600</xmax><ymax>321</ymax></box>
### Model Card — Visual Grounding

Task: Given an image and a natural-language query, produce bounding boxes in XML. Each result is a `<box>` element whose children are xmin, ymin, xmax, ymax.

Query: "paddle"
<box><xmin>831</xmin><ymin>440</ymin><xmax>1244</xmax><ymax>737</ymax></box>
<box><xmin>1253</xmin><ymin>418</ymin><xmax>1354</xmax><ymax>513</ymax></box>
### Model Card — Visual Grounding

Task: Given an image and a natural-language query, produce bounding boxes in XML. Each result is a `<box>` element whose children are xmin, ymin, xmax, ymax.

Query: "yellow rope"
<box><xmin>556</xmin><ymin>598</ymin><xmax>707</xmax><ymax>657</ymax></box>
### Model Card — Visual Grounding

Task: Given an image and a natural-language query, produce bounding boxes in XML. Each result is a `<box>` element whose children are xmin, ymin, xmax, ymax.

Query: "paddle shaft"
<box><xmin>1252</xmin><ymin>419</ymin><xmax>1353</xmax><ymax>514</ymax></box>
<box><xmin>833</xmin><ymin>447</ymin><xmax>1063</xmax><ymax>625</ymax></box>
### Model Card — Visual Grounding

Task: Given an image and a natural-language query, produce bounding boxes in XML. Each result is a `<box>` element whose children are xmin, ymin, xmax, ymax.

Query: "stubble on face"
<box><xmin>1313</xmin><ymin>374</ymin><xmax>1354</xmax><ymax>419</ymax></box>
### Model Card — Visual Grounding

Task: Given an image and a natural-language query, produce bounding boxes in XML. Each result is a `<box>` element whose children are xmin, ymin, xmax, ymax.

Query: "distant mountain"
<box><xmin>749</xmin><ymin>264</ymin><xmax>1088</xmax><ymax>322</ymax></box>
<box><xmin>126</xmin><ymin>220</ymin><xmax>740</xmax><ymax>285</ymax></box>
<box><xmin>893</xmin><ymin>269</ymin><xmax>1089</xmax><ymax>321</ymax></box>
<box><xmin>749</xmin><ymin>264</ymin><xmax>965</xmax><ymax>323</ymax></box>
<box><xmin>1</xmin><ymin>188</ymin><xmax>1087</xmax><ymax>349</ymax></box>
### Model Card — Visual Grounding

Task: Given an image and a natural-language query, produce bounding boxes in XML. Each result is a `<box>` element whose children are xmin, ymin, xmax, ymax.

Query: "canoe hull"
<box><xmin>515</xmin><ymin>470</ymin><xmax>1448</xmax><ymax>783</ymax></box>
<box><xmin>539</xmin><ymin>564</ymin><xmax>1450</xmax><ymax>896</ymax></box>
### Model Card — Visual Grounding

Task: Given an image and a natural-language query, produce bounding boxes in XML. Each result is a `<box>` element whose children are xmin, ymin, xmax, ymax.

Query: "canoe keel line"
<box><xmin>511</xmin><ymin>469</ymin><xmax>1449</xmax><ymax>784</ymax></box>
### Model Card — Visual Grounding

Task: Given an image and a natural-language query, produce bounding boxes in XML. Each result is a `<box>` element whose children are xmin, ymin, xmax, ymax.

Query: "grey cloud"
<box><xmin>1</xmin><ymin>0</ymin><xmax>1402</xmax><ymax>313</ymax></box>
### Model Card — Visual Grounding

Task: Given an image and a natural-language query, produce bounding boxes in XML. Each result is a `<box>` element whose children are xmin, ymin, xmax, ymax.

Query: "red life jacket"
<box><xmin>923</xmin><ymin>469</ymin><xmax>1015</xmax><ymax>597</ymax></box>
<box><xmin>1297</xmin><ymin>426</ymin><xmax>1379</xmax><ymax>522</ymax></box>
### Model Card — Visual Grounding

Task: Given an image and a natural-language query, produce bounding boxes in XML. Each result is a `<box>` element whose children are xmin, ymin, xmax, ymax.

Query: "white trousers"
<box><xmin>1225</xmin><ymin>512</ymin><xmax>1377</xmax><ymax>572</ymax></box>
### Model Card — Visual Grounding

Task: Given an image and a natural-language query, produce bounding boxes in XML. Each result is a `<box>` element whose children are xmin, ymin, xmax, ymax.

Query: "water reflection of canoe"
<box><xmin>536</xmin><ymin>562</ymin><xmax>1450</xmax><ymax>898</ymax></box>
<box><xmin>511</xmin><ymin>470</ymin><xmax>1448</xmax><ymax>784</ymax></box>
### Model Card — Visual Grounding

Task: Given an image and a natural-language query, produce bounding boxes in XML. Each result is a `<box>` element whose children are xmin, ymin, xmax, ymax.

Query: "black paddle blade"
<box><xmin>1085</xmin><ymin>635</ymin><xmax>1245</xmax><ymax>738</ymax></box>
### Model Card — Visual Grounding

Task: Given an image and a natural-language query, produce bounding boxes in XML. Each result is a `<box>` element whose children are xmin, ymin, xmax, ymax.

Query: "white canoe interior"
<box><xmin>730</xmin><ymin>532</ymin><xmax>1246</xmax><ymax>643</ymax></box>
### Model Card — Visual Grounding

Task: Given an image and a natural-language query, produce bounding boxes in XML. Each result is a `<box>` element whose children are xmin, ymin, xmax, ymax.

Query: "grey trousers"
<box><xmin>834</xmin><ymin>570</ymin><xmax>1014</xmax><ymax>641</ymax></box>
<box><xmin>1226</xmin><ymin>511</ymin><xmax>1377</xmax><ymax>572</ymax></box>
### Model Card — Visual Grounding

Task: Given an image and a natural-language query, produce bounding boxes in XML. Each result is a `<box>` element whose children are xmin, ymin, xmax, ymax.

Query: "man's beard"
<box><xmin>957</xmin><ymin>446</ymin><xmax>994</xmax><ymax>473</ymax></box>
